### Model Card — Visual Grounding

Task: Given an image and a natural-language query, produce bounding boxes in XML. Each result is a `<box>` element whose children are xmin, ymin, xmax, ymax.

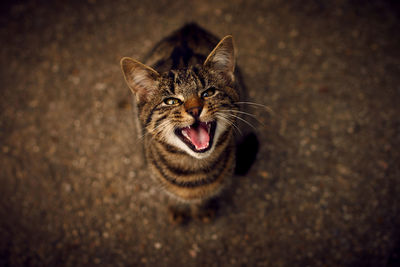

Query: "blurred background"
<box><xmin>1</xmin><ymin>0</ymin><xmax>399</xmax><ymax>266</ymax></box>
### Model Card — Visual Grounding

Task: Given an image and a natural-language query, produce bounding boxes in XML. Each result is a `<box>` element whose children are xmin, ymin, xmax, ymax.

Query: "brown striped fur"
<box><xmin>121</xmin><ymin>23</ymin><xmax>241</xmax><ymax>221</ymax></box>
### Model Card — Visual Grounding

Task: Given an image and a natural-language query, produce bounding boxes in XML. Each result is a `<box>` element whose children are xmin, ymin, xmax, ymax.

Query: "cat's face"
<box><xmin>121</xmin><ymin>36</ymin><xmax>238</xmax><ymax>159</ymax></box>
<box><xmin>146</xmin><ymin>66</ymin><xmax>238</xmax><ymax>158</ymax></box>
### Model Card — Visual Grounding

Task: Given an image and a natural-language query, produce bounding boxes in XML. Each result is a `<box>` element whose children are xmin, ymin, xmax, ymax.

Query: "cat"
<box><xmin>120</xmin><ymin>23</ymin><xmax>254</xmax><ymax>223</ymax></box>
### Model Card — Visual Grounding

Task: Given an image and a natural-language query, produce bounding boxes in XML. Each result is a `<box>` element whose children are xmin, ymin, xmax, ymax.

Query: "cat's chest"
<box><xmin>144</xmin><ymin>134</ymin><xmax>235</xmax><ymax>202</ymax></box>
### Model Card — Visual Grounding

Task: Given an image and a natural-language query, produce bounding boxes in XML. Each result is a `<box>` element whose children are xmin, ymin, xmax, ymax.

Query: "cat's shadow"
<box><xmin>234</xmin><ymin>132</ymin><xmax>259</xmax><ymax>176</ymax></box>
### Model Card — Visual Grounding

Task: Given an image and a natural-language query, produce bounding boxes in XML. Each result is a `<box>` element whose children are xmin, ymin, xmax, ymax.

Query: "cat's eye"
<box><xmin>163</xmin><ymin>97</ymin><xmax>182</xmax><ymax>106</ymax></box>
<box><xmin>201</xmin><ymin>87</ymin><xmax>216</xmax><ymax>98</ymax></box>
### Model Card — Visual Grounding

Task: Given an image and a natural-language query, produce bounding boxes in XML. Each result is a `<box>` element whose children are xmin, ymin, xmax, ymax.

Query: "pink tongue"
<box><xmin>182</xmin><ymin>123</ymin><xmax>210</xmax><ymax>150</ymax></box>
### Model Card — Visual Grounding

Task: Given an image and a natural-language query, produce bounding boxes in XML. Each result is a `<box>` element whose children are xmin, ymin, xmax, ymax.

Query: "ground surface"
<box><xmin>1</xmin><ymin>0</ymin><xmax>400</xmax><ymax>266</ymax></box>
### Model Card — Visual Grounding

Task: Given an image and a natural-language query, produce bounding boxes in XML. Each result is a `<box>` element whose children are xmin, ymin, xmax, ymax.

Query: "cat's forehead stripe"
<box><xmin>191</xmin><ymin>68</ymin><xmax>206</xmax><ymax>88</ymax></box>
<box><xmin>165</xmin><ymin>70</ymin><xmax>198</xmax><ymax>94</ymax></box>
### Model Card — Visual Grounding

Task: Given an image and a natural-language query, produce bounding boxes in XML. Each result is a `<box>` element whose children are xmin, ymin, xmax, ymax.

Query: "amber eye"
<box><xmin>201</xmin><ymin>87</ymin><xmax>216</xmax><ymax>98</ymax></box>
<box><xmin>163</xmin><ymin>97</ymin><xmax>182</xmax><ymax>105</ymax></box>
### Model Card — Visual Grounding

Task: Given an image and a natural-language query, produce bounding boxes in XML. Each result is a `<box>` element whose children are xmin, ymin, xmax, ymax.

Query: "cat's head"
<box><xmin>121</xmin><ymin>36</ymin><xmax>238</xmax><ymax>159</ymax></box>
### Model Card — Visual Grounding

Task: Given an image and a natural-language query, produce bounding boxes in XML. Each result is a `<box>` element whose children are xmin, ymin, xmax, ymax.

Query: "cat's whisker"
<box><xmin>221</xmin><ymin>109</ymin><xmax>261</xmax><ymax>121</ymax></box>
<box><xmin>138</xmin><ymin>125</ymin><xmax>158</xmax><ymax>141</ymax></box>
<box><xmin>220</xmin><ymin>109</ymin><xmax>264</xmax><ymax>128</ymax></box>
<box><xmin>137</xmin><ymin>119</ymin><xmax>173</xmax><ymax>142</ymax></box>
<box><xmin>220</xmin><ymin>112</ymin><xmax>257</xmax><ymax>131</ymax></box>
<box><xmin>216</xmin><ymin>114</ymin><xmax>243</xmax><ymax>135</ymax></box>
<box><xmin>235</xmin><ymin>101</ymin><xmax>275</xmax><ymax>115</ymax></box>
<box><xmin>152</xmin><ymin>121</ymin><xmax>175</xmax><ymax>141</ymax></box>
<box><xmin>136</xmin><ymin>131</ymin><xmax>149</xmax><ymax>143</ymax></box>
<box><xmin>235</xmin><ymin>101</ymin><xmax>269</xmax><ymax>109</ymax></box>
<box><xmin>228</xmin><ymin>110</ymin><xmax>265</xmax><ymax>127</ymax></box>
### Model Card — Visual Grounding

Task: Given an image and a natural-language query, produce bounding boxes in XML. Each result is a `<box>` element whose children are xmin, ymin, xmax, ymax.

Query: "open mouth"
<box><xmin>175</xmin><ymin>121</ymin><xmax>217</xmax><ymax>153</ymax></box>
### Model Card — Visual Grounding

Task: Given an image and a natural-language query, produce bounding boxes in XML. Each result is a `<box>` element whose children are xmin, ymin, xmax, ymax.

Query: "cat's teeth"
<box><xmin>182</xmin><ymin>130</ymin><xmax>190</xmax><ymax>140</ymax></box>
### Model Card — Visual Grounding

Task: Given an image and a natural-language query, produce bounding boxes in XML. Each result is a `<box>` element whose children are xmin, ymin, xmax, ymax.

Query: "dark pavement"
<box><xmin>1</xmin><ymin>1</ymin><xmax>399</xmax><ymax>266</ymax></box>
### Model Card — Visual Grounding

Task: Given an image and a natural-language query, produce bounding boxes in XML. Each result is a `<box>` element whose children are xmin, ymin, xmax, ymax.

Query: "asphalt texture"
<box><xmin>1</xmin><ymin>1</ymin><xmax>400</xmax><ymax>266</ymax></box>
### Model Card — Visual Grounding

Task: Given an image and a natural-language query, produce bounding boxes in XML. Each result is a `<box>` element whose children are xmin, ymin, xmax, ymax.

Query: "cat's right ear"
<box><xmin>120</xmin><ymin>57</ymin><xmax>160</xmax><ymax>103</ymax></box>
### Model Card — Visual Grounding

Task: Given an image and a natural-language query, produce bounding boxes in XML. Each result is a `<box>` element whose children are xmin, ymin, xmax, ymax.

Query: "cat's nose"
<box><xmin>185</xmin><ymin>96</ymin><xmax>203</xmax><ymax>118</ymax></box>
<box><xmin>187</xmin><ymin>106</ymin><xmax>202</xmax><ymax>118</ymax></box>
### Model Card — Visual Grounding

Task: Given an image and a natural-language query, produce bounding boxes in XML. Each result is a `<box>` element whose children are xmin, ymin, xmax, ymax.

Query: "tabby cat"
<box><xmin>121</xmin><ymin>23</ymin><xmax>244</xmax><ymax>222</ymax></box>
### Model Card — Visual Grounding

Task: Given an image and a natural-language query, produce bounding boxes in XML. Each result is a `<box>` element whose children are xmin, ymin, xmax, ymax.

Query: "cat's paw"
<box><xmin>192</xmin><ymin>199</ymin><xmax>219</xmax><ymax>223</ymax></box>
<box><xmin>168</xmin><ymin>206</ymin><xmax>190</xmax><ymax>225</ymax></box>
<box><xmin>193</xmin><ymin>207</ymin><xmax>216</xmax><ymax>223</ymax></box>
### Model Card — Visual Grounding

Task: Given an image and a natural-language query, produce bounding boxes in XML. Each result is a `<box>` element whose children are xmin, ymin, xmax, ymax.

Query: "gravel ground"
<box><xmin>1</xmin><ymin>0</ymin><xmax>400</xmax><ymax>266</ymax></box>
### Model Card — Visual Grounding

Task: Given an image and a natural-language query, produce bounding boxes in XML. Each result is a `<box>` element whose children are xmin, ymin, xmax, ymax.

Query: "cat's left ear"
<box><xmin>204</xmin><ymin>35</ymin><xmax>235</xmax><ymax>84</ymax></box>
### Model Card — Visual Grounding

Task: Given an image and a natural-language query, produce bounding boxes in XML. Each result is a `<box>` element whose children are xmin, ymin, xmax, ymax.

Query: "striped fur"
<box><xmin>121</xmin><ymin>23</ymin><xmax>240</xmax><ymax>206</ymax></box>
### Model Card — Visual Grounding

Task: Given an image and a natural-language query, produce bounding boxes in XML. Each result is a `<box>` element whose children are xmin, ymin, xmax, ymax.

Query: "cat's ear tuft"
<box><xmin>120</xmin><ymin>57</ymin><xmax>160</xmax><ymax>103</ymax></box>
<box><xmin>204</xmin><ymin>35</ymin><xmax>235</xmax><ymax>84</ymax></box>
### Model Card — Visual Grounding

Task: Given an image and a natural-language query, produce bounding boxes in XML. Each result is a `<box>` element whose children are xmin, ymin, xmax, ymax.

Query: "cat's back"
<box><xmin>144</xmin><ymin>23</ymin><xmax>220</xmax><ymax>73</ymax></box>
